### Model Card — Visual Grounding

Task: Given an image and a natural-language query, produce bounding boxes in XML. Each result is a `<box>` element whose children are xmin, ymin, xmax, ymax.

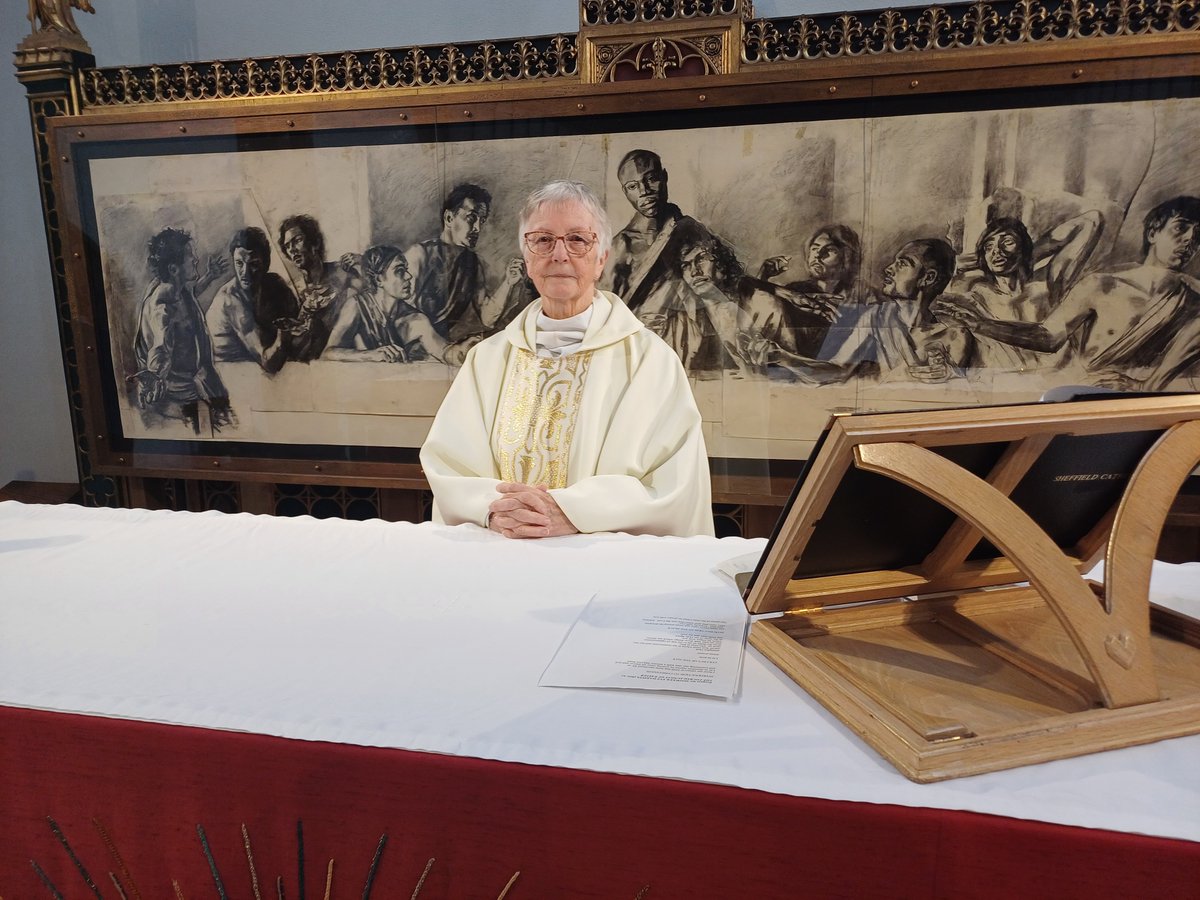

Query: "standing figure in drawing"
<box><xmin>606</xmin><ymin>149</ymin><xmax>717</xmax><ymax>317</ymax></box>
<box><xmin>131</xmin><ymin>227</ymin><xmax>233</xmax><ymax>432</ymax></box>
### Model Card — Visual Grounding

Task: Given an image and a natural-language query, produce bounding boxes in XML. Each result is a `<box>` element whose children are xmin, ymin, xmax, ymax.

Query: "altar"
<box><xmin>2</xmin><ymin>502</ymin><xmax>1197</xmax><ymax>897</ymax></box>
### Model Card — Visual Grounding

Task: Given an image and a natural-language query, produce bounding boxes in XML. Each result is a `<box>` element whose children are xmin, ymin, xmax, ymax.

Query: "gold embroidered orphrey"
<box><xmin>495</xmin><ymin>348</ymin><xmax>593</xmax><ymax>489</ymax></box>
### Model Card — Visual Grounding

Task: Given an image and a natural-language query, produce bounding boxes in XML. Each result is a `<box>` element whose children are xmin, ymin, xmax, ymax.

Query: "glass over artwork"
<box><xmin>83</xmin><ymin>92</ymin><xmax>1200</xmax><ymax>462</ymax></box>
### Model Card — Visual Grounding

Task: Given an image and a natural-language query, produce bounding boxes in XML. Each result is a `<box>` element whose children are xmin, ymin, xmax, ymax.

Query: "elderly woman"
<box><xmin>419</xmin><ymin>181</ymin><xmax>713</xmax><ymax>538</ymax></box>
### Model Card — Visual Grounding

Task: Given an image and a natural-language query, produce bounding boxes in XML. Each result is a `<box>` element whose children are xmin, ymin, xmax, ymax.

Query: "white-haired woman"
<box><xmin>420</xmin><ymin>180</ymin><xmax>713</xmax><ymax>538</ymax></box>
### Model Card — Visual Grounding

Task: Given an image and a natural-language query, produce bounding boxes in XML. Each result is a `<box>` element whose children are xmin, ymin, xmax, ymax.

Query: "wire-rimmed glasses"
<box><xmin>522</xmin><ymin>231</ymin><xmax>598</xmax><ymax>257</ymax></box>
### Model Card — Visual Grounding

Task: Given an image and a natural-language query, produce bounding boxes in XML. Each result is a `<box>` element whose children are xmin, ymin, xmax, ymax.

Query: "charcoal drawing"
<box><xmin>87</xmin><ymin>97</ymin><xmax>1200</xmax><ymax>456</ymax></box>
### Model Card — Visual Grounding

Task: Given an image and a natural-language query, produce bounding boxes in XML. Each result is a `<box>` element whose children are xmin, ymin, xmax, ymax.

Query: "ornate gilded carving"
<box><xmin>580</xmin><ymin>0</ymin><xmax>751</xmax><ymax>26</ymax></box>
<box><xmin>741</xmin><ymin>0</ymin><xmax>1200</xmax><ymax>62</ymax></box>
<box><xmin>68</xmin><ymin>0</ymin><xmax>1199</xmax><ymax>105</ymax></box>
<box><xmin>79</xmin><ymin>37</ymin><xmax>578</xmax><ymax>107</ymax></box>
<box><xmin>27</xmin><ymin>0</ymin><xmax>94</xmax><ymax>34</ymax></box>
<box><xmin>579</xmin><ymin>0</ymin><xmax>744</xmax><ymax>82</ymax></box>
<box><xmin>595</xmin><ymin>34</ymin><xmax>726</xmax><ymax>79</ymax></box>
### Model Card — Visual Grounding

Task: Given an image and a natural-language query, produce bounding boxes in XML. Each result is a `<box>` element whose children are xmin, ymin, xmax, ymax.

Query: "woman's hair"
<box><xmin>975</xmin><ymin>217</ymin><xmax>1034</xmax><ymax>282</ymax></box>
<box><xmin>359</xmin><ymin>244</ymin><xmax>406</xmax><ymax>292</ymax></box>
<box><xmin>517</xmin><ymin>181</ymin><xmax>612</xmax><ymax>252</ymax></box>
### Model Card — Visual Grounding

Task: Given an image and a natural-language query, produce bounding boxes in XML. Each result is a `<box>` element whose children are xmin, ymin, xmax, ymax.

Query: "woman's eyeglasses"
<box><xmin>523</xmin><ymin>231</ymin><xmax>598</xmax><ymax>257</ymax></box>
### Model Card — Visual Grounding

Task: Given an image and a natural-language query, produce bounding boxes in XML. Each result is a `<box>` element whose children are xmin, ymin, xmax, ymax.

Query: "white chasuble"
<box><xmin>420</xmin><ymin>291</ymin><xmax>714</xmax><ymax>537</ymax></box>
<box><xmin>494</xmin><ymin>348</ymin><xmax>592</xmax><ymax>489</ymax></box>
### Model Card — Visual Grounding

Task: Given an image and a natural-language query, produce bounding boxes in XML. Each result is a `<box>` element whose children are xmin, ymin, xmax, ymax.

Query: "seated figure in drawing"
<box><xmin>403</xmin><ymin>183</ymin><xmax>530</xmax><ymax>343</ymax></box>
<box><xmin>636</xmin><ymin>234</ymin><xmax>749</xmax><ymax>373</ymax></box>
<box><xmin>659</xmin><ymin>233</ymin><xmax>841</xmax><ymax>375</ymax></box>
<box><xmin>936</xmin><ymin>196</ymin><xmax>1200</xmax><ymax>387</ymax></box>
<box><xmin>743</xmin><ymin>225</ymin><xmax>862</xmax><ymax>363</ymax></box>
<box><xmin>275</xmin><ymin>214</ymin><xmax>355</xmax><ymax>361</ymax></box>
<box><xmin>421</xmin><ymin>180</ymin><xmax>713</xmax><ymax>538</ymax></box>
<box><xmin>322</xmin><ymin>244</ymin><xmax>449</xmax><ymax>363</ymax></box>
<box><xmin>942</xmin><ymin>208</ymin><xmax>1103</xmax><ymax>370</ymax></box>
<box><xmin>206</xmin><ymin>227</ymin><xmax>298</xmax><ymax>373</ymax></box>
<box><xmin>744</xmin><ymin>238</ymin><xmax>969</xmax><ymax>385</ymax></box>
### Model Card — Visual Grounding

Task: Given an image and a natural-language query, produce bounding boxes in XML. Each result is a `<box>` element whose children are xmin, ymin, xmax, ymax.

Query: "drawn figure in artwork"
<box><xmin>873</xmin><ymin>239</ymin><xmax>973</xmax><ymax>383</ymax></box>
<box><xmin>940</xmin><ymin>208</ymin><xmax>1103</xmax><ymax>370</ymax></box>
<box><xmin>606</xmin><ymin>149</ymin><xmax>720</xmax><ymax>318</ymax></box>
<box><xmin>323</xmin><ymin>244</ymin><xmax>451</xmax><ymax>363</ymax></box>
<box><xmin>937</xmin><ymin>196</ymin><xmax>1200</xmax><ymax>388</ymax></box>
<box><xmin>744</xmin><ymin>225</ymin><xmax>862</xmax><ymax>363</ymax></box>
<box><xmin>661</xmin><ymin>234</ymin><xmax>837</xmax><ymax>375</ymax></box>
<box><xmin>640</xmin><ymin>235</ymin><xmax>751</xmax><ymax>373</ymax></box>
<box><xmin>206</xmin><ymin>227</ymin><xmax>299</xmax><ymax>373</ymax></box>
<box><xmin>275</xmin><ymin>214</ymin><xmax>354</xmax><ymax>361</ymax></box>
<box><xmin>404</xmin><ymin>183</ymin><xmax>531</xmax><ymax>344</ymax></box>
<box><xmin>27</xmin><ymin>0</ymin><xmax>94</xmax><ymax>35</ymax></box>
<box><xmin>746</xmin><ymin>238</ymin><xmax>968</xmax><ymax>385</ymax></box>
<box><xmin>130</xmin><ymin>227</ymin><xmax>233</xmax><ymax>432</ymax></box>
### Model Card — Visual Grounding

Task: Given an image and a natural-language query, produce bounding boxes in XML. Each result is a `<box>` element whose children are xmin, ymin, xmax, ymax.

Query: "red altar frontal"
<box><xmin>5</xmin><ymin>706</ymin><xmax>1198</xmax><ymax>900</ymax></box>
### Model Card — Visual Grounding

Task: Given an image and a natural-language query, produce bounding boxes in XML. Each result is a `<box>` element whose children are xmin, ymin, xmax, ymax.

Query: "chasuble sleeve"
<box><xmin>419</xmin><ymin>344</ymin><xmax>502</xmax><ymax>527</ymax></box>
<box><xmin>550</xmin><ymin>337</ymin><xmax>715</xmax><ymax>538</ymax></box>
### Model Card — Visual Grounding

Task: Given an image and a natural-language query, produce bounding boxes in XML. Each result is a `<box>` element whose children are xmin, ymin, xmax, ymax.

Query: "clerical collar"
<box><xmin>535</xmin><ymin>304</ymin><xmax>594</xmax><ymax>358</ymax></box>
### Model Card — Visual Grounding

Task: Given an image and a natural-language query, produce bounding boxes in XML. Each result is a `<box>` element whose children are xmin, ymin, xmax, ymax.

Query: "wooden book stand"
<box><xmin>744</xmin><ymin>394</ymin><xmax>1200</xmax><ymax>782</ymax></box>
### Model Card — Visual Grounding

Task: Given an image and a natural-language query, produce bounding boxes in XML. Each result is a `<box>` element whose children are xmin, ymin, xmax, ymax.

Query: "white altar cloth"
<box><xmin>1</xmin><ymin>501</ymin><xmax>1197</xmax><ymax>842</ymax></box>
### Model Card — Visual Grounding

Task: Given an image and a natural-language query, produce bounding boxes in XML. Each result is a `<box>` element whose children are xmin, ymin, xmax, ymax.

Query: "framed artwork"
<box><xmin>29</xmin><ymin>0</ymin><xmax>1200</xmax><ymax>501</ymax></box>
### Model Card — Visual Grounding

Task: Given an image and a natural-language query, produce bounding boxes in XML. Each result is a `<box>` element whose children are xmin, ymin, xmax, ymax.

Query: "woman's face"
<box><xmin>982</xmin><ymin>229</ymin><xmax>1022</xmax><ymax>278</ymax></box>
<box><xmin>379</xmin><ymin>257</ymin><xmax>412</xmax><ymax>300</ymax></box>
<box><xmin>521</xmin><ymin>200</ymin><xmax>607</xmax><ymax>316</ymax></box>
